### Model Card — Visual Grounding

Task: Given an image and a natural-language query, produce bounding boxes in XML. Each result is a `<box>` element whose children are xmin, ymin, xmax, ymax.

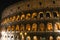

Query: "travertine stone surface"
<box><xmin>2</xmin><ymin>0</ymin><xmax>60</xmax><ymax>19</ymax></box>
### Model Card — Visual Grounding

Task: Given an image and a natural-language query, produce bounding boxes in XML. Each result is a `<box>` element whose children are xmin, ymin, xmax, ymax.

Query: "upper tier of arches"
<box><xmin>1</xmin><ymin>0</ymin><xmax>60</xmax><ymax>19</ymax></box>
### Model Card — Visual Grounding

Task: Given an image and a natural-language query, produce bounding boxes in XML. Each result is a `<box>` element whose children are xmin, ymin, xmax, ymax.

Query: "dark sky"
<box><xmin>0</xmin><ymin>0</ymin><xmax>23</xmax><ymax>19</ymax></box>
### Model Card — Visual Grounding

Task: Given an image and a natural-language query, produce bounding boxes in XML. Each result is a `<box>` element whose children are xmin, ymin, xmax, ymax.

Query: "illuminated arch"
<box><xmin>26</xmin><ymin>13</ymin><xmax>31</xmax><ymax>20</ymax></box>
<box><xmin>49</xmin><ymin>36</ymin><xmax>53</xmax><ymax>40</ymax></box>
<box><xmin>56</xmin><ymin>36</ymin><xmax>60</xmax><ymax>40</ymax></box>
<box><xmin>20</xmin><ymin>24</ymin><xmax>24</xmax><ymax>31</ymax></box>
<box><xmin>7</xmin><ymin>26</ymin><xmax>11</xmax><ymax>31</ymax></box>
<box><xmin>26</xmin><ymin>36</ymin><xmax>31</xmax><ymax>40</ymax></box>
<box><xmin>21</xmin><ymin>14</ymin><xmax>25</xmax><ymax>20</ymax></box>
<box><xmin>16</xmin><ymin>15</ymin><xmax>20</xmax><ymax>21</ymax></box>
<box><xmin>11</xmin><ymin>25</ymin><xmax>15</xmax><ymax>31</ymax></box>
<box><xmin>33</xmin><ymin>36</ymin><xmax>38</xmax><ymax>40</ymax></box>
<box><xmin>16</xmin><ymin>25</ymin><xmax>20</xmax><ymax>31</ymax></box>
<box><xmin>39</xmin><ymin>23</ymin><xmax>45</xmax><ymax>31</ymax></box>
<box><xmin>32</xmin><ymin>12</ymin><xmax>37</xmax><ymax>19</ymax></box>
<box><xmin>12</xmin><ymin>16</ymin><xmax>16</xmax><ymax>22</ymax></box>
<box><xmin>32</xmin><ymin>23</ymin><xmax>37</xmax><ymax>31</ymax></box>
<box><xmin>54</xmin><ymin>22</ymin><xmax>60</xmax><ymax>32</ymax></box>
<box><xmin>47</xmin><ymin>22</ymin><xmax>53</xmax><ymax>31</ymax></box>
<box><xmin>26</xmin><ymin>24</ymin><xmax>31</xmax><ymax>31</ymax></box>
<box><xmin>10</xmin><ymin>17</ymin><xmax>13</xmax><ymax>22</ymax></box>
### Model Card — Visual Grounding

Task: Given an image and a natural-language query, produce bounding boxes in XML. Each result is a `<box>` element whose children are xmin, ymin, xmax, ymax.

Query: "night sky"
<box><xmin>0</xmin><ymin>0</ymin><xmax>23</xmax><ymax>19</ymax></box>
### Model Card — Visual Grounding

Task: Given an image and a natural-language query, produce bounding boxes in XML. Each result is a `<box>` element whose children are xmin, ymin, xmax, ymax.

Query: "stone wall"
<box><xmin>2</xmin><ymin>0</ymin><xmax>60</xmax><ymax>19</ymax></box>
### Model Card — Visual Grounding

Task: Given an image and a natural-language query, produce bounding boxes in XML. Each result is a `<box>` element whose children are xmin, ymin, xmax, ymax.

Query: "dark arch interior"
<box><xmin>40</xmin><ymin>13</ymin><xmax>43</xmax><ymax>18</ymax></box>
<box><xmin>27</xmin><ymin>4</ymin><xmax>30</xmax><ymax>7</ymax></box>
<box><xmin>53</xmin><ymin>12</ymin><xmax>57</xmax><ymax>17</ymax></box>
<box><xmin>39</xmin><ymin>2</ymin><xmax>42</xmax><ymax>5</ymax></box>
<box><xmin>11</xmin><ymin>36</ymin><xmax>13</xmax><ymax>38</ymax></box>
<box><xmin>53</xmin><ymin>1</ymin><xmax>55</xmax><ymax>4</ymax></box>
<box><xmin>8</xmin><ymin>36</ymin><xmax>10</xmax><ymax>38</ymax></box>
<box><xmin>18</xmin><ymin>7</ymin><xmax>20</xmax><ymax>9</ymax></box>
<box><xmin>46</xmin><ymin>13</ymin><xmax>50</xmax><ymax>18</ymax></box>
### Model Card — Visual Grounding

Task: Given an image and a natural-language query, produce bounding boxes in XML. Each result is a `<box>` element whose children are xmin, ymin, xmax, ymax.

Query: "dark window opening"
<box><xmin>27</xmin><ymin>4</ymin><xmax>30</xmax><ymax>7</ymax></box>
<box><xmin>11</xmin><ymin>36</ymin><xmax>13</xmax><ymax>38</ymax></box>
<box><xmin>34</xmin><ymin>16</ymin><xmax>37</xmax><ymax>19</ymax></box>
<box><xmin>53</xmin><ymin>12</ymin><xmax>57</xmax><ymax>17</ymax></box>
<box><xmin>46</xmin><ymin>13</ymin><xmax>50</xmax><ymax>18</ymax></box>
<box><xmin>15</xmin><ymin>36</ymin><xmax>17</xmax><ymax>38</ymax></box>
<box><xmin>39</xmin><ymin>2</ymin><xmax>42</xmax><ymax>5</ymax></box>
<box><xmin>5</xmin><ymin>36</ymin><xmax>6</xmax><ymax>38</ymax></box>
<box><xmin>53</xmin><ymin>1</ymin><xmax>55</xmax><ymax>4</ymax></box>
<box><xmin>40</xmin><ymin>13</ymin><xmax>43</xmax><ymax>18</ymax></box>
<box><xmin>8</xmin><ymin>36</ymin><xmax>10</xmax><ymax>38</ymax></box>
<box><xmin>10</xmin><ymin>9</ymin><xmax>13</xmax><ymax>11</ymax></box>
<box><xmin>18</xmin><ymin>7</ymin><xmax>20</xmax><ymax>9</ymax></box>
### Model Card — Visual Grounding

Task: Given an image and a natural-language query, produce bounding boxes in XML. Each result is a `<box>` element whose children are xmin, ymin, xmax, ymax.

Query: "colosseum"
<box><xmin>0</xmin><ymin>0</ymin><xmax>60</xmax><ymax>40</ymax></box>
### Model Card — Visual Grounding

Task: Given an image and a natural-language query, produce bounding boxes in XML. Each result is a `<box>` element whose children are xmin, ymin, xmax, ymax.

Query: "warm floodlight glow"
<box><xmin>20</xmin><ymin>32</ymin><xmax>23</xmax><ymax>35</ymax></box>
<box><xmin>24</xmin><ymin>32</ymin><xmax>27</xmax><ymax>35</ymax></box>
<box><xmin>1</xmin><ymin>31</ymin><xmax>5</xmax><ymax>35</ymax></box>
<box><xmin>1</xmin><ymin>31</ymin><xmax>7</xmax><ymax>40</ymax></box>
